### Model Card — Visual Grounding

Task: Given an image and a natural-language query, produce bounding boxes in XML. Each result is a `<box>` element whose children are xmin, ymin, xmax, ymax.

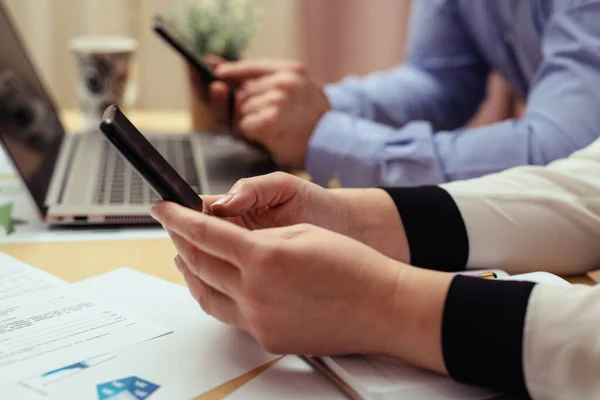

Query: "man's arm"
<box><xmin>308</xmin><ymin>1</ymin><xmax>600</xmax><ymax>188</ymax></box>
<box><xmin>324</xmin><ymin>1</ymin><xmax>489</xmax><ymax>130</ymax></box>
<box><xmin>212</xmin><ymin>1</ymin><xmax>490</xmax><ymax>171</ymax></box>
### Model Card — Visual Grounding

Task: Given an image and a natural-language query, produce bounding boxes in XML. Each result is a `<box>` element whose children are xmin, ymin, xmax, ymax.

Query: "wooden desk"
<box><xmin>0</xmin><ymin>110</ymin><xmax>593</xmax><ymax>398</ymax></box>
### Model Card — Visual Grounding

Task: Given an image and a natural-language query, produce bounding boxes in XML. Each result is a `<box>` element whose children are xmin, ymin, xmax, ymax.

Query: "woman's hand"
<box><xmin>201</xmin><ymin>172</ymin><xmax>343</xmax><ymax>232</ymax></box>
<box><xmin>202</xmin><ymin>172</ymin><xmax>409</xmax><ymax>262</ymax></box>
<box><xmin>150</xmin><ymin>202</ymin><xmax>450</xmax><ymax>374</ymax></box>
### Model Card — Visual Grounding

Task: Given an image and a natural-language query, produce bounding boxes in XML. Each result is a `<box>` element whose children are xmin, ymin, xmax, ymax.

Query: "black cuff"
<box><xmin>382</xmin><ymin>186</ymin><xmax>469</xmax><ymax>271</ymax></box>
<box><xmin>442</xmin><ymin>275</ymin><xmax>536</xmax><ymax>398</ymax></box>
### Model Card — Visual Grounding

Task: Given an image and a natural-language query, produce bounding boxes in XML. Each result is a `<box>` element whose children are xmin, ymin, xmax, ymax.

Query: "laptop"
<box><xmin>0</xmin><ymin>3</ymin><xmax>276</xmax><ymax>226</ymax></box>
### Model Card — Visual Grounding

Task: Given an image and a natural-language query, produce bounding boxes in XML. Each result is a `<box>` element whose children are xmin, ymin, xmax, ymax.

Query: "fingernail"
<box><xmin>149</xmin><ymin>204</ymin><xmax>160</xmax><ymax>221</ymax></box>
<box><xmin>174</xmin><ymin>255</ymin><xmax>184</xmax><ymax>272</ymax></box>
<box><xmin>214</xmin><ymin>193</ymin><xmax>234</xmax><ymax>206</ymax></box>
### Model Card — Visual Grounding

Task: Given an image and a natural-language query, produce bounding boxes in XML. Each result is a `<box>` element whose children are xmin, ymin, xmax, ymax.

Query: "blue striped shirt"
<box><xmin>307</xmin><ymin>0</ymin><xmax>600</xmax><ymax>187</ymax></box>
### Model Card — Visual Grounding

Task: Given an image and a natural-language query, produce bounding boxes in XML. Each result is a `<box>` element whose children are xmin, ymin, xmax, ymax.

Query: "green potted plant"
<box><xmin>168</xmin><ymin>0</ymin><xmax>258</xmax><ymax>131</ymax></box>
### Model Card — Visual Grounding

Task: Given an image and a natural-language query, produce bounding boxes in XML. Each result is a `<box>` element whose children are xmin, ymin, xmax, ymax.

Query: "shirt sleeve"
<box><xmin>307</xmin><ymin>1</ymin><xmax>600</xmax><ymax>188</ymax></box>
<box><xmin>324</xmin><ymin>1</ymin><xmax>489</xmax><ymax>130</ymax></box>
<box><xmin>441</xmin><ymin>276</ymin><xmax>600</xmax><ymax>399</ymax></box>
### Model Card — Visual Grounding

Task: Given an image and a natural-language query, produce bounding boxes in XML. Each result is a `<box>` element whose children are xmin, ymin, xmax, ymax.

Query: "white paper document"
<box><xmin>0</xmin><ymin>284</ymin><xmax>171</xmax><ymax>387</ymax></box>
<box><xmin>3</xmin><ymin>268</ymin><xmax>277</xmax><ymax>399</ymax></box>
<box><xmin>0</xmin><ymin>254</ymin><xmax>171</xmax><ymax>391</ymax></box>
<box><xmin>0</xmin><ymin>252</ymin><xmax>66</xmax><ymax>299</ymax></box>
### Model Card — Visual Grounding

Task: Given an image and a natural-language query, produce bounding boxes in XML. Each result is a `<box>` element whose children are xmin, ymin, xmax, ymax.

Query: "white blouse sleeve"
<box><xmin>441</xmin><ymin>275</ymin><xmax>600</xmax><ymax>399</ymax></box>
<box><xmin>383</xmin><ymin>141</ymin><xmax>600</xmax><ymax>399</ymax></box>
<box><xmin>441</xmin><ymin>138</ymin><xmax>600</xmax><ymax>275</ymax></box>
<box><xmin>523</xmin><ymin>283</ymin><xmax>600</xmax><ymax>399</ymax></box>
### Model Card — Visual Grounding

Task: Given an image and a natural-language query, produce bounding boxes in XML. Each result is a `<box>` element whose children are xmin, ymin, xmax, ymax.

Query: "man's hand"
<box><xmin>201</xmin><ymin>172</ymin><xmax>410</xmax><ymax>262</ymax></box>
<box><xmin>188</xmin><ymin>55</ymin><xmax>232</xmax><ymax>129</ymax></box>
<box><xmin>216</xmin><ymin>60</ymin><xmax>331</xmax><ymax>168</ymax></box>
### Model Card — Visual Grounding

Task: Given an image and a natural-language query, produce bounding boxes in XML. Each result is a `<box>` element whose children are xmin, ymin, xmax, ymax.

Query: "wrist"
<box><xmin>381</xmin><ymin>265</ymin><xmax>453</xmax><ymax>374</ymax></box>
<box><xmin>331</xmin><ymin>188</ymin><xmax>409</xmax><ymax>263</ymax></box>
<box><xmin>328</xmin><ymin>188</ymin><xmax>352</xmax><ymax>237</ymax></box>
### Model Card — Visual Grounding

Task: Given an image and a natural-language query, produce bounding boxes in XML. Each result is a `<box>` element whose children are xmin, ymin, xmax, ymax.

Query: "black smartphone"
<box><xmin>100</xmin><ymin>105</ymin><xmax>204</xmax><ymax>212</ymax></box>
<box><xmin>153</xmin><ymin>15</ymin><xmax>235</xmax><ymax>126</ymax></box>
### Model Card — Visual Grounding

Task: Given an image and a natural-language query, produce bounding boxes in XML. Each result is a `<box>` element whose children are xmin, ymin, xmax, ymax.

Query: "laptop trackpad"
<box><xmin>197</xmin><ymin>134</ymin><xmax>278</xmax><ymax>194</ymax></box>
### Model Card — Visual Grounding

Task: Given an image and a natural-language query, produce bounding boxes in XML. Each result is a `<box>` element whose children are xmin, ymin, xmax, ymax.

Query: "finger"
<box><xmin>209</xmin><ymin>81</ymin><xmax>231</xmax><ymax>124</ymax></box>
<box><xmin>201</xmin><ymin>194</ymin><xmax>225</xmax><ymax>213</ymax></box>
<box><xmin>241</xmin><ymin>72</ymin><xmax>298</xmax><ymax>98</ymax></box>
<box><xmin>240</xmin><ymin>90</ymin><xmax>284</xmax><ymax>116</ymax></box>
<box><xmin>176</xmin><ymin>255</ymin><xmax>242</xmax><ymax>327</ymax></box>
<box><xmin>211</xmin><ymin>172</ymin><xmax>301</xmax><ymax>217</ymax></box>
<box><xmin>170</xmin><ymin>231</ymin><xmax>241</xmax><ymax>296</ymax></box>
<box><xmin>239</xmin><ymin>106</ymin><xmax>278</xmax><ymax>141</ymax></box>
<box><xmin>229</xmin><ymin>92</ymin><xmax>249</xmax><ymax>139</ymax></box>
<box><xmin>216</xmin><ymin>59</ymin><xmax>304</xmax><ymax>81</ymax></box>
<box><xmin>151</xmin><ymin>202</ymin><xmax>253</xmax><ymax>266</ymax></box>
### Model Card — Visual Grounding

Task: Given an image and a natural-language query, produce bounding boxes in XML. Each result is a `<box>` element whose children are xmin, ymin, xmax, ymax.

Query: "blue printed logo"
<box><xmin>97</xmin><ymin>376</ymin><xmax>159</xmax><ymax>399</ymax></box>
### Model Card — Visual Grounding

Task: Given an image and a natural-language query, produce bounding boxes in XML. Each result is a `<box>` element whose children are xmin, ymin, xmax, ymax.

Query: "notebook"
<box><xmin>301</xmin><ymin>270</ymin><xmax>571</xmax><ymax>400</ymax></box>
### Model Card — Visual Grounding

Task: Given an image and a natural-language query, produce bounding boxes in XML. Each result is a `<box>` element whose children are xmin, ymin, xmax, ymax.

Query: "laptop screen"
<box><xmin>0</xmin><ymin>4</ymin><xmax>64</xmax><ymax>215</ymax></box>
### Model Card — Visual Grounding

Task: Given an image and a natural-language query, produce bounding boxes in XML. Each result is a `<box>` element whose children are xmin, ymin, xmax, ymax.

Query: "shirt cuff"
<box><xmin>381</xmin><ymin>186</ymin><xmax>469</xmax><ymax>271</ymax></box>
<box><xmin>306</xmin><ymin>110</ymin><xmax>380</xmax><ymax>187</ymax></box>
<box><xmin>442</xmin><ymin>275</ymin><xmax>536</xmax><ymax>398</ymax></box>
<box><xmin>324</xmin><ymin>84</ymin><xmax>359</xmax><ymax>114</ymax></box>
<box><xmin>306</xmin><ymin>111</ymin><xmax>345</xmax><ymax>187</ymax></box>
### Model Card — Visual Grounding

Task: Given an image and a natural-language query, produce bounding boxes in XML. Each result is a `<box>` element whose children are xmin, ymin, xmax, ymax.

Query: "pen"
<box><xmin>479</xmin><ymin>272</ymin><xmax>497</xmax><ymax>279</ymax></box>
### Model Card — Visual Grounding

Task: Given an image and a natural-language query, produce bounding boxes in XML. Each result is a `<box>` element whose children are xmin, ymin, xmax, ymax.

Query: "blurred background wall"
<box><xmin>4</xmin><ymin>0</ymin><xmax>519</xmax><ymax>122</ymax></box>
<box><xmin>298</xmin><ymin>0</ymin><xmax>520</xmax><ymax>125</ymax></box>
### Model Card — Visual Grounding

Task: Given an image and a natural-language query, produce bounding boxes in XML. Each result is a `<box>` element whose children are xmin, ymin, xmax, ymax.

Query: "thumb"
<box><xmin>210</xmin><ymin>172</ymin><xmax>302</xmax><ymax>217</ymax></box>
<box><xmin>200</xmin><ymin>195</ymin><xmax>223</xmax><ymax>214</ymax></box>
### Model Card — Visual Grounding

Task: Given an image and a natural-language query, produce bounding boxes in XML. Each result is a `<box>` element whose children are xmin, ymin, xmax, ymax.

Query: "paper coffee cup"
<box><xmin>69</xmin><ymin>36</ymin><xmax>137</xmax><ymax>132</ymax></box>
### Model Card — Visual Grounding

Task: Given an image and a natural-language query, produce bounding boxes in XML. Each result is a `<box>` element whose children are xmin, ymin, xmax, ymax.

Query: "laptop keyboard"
<box><xmin>94</xmin><ymin>138</ymin><xmax>201</xmax><ymax>205</ymax></box>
